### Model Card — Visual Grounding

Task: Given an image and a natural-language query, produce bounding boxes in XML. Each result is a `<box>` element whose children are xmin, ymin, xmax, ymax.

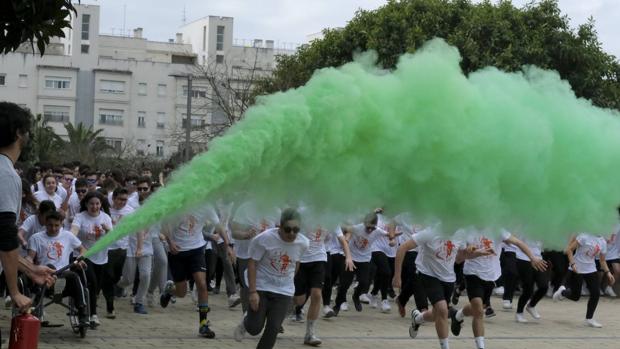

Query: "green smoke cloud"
<box><xmin>85</xmin><ymin>38</ymin><xmax>620</xmax><ymax>255</ymax></box>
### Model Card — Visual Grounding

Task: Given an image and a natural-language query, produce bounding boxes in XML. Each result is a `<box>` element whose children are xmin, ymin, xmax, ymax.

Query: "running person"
<box><xmin>514</xmin><ymin>237</ymin><xmax>548</xmax><ymax>323</ymax></box>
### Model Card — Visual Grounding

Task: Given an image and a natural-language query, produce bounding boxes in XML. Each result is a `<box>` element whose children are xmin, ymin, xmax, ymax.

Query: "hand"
<box><xmin>570</xmin><ymin>262</ymin><xmax>578</xmax><ymax>273</ymax></box>
<box><xmin>136</xmin><ymin>249</ymin><xmax>143</xmax><ymax>257</ymax></box>
<box><xmin>388</xmin><ymin>239</ymin><xmax>397</xmax><ymax>247</ymax></box>
<box><xmin>227</xmin><ymin>246</ymin><xmax>236</xmax><ymax>264</ymax></box>
<box><xmin>10</xmin><ymin>292</ymin><xmax>32</xmax><ymax>313</ymax></box>
<box><xmin>531</xmin><ymin>258</ymin><xmax>548</xmax><ymax>272</ymax></box>
<box><xmin>345</xmin><ymin>258</ymin><xmax>356</xmax><ymax>272</ymax></box>
<box><xmin>27</xmin><ymin>264</ymin><xmax>56</xmax><ymax>287</ymax></box>
<box><xmin>392</xmin><ymin>275</ymin><xmax>402</xmax><ymax>289</ymax></box>
<box><xmin>168</xmin><ymin>240</ymin><xmax>180</xmax><ymax>255</ymax></box>
<box><xmin>102</xmin><ymin>223</ymin><xmax>112</xmax><ymax>232</ymax></box>
<box><xmin>607</xmin><ymin>273</ymin><xmax>615</xmax><ymax>285</ymax></box>
<box><xmin>472</xmin><ymin>248</ymin><xmax>495</xmax><ymax>258</ymax></box>
<box><xmin>249</xmin><ymin>291</ymin><xmax>260</xmax><ymax>311</ymax></box>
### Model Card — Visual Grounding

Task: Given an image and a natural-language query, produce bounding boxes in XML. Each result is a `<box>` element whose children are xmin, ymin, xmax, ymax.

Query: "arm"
<box><xmin>392</xmin><ymin>240</ymin><xmax>416</xmax><ymax>289</ymax></box>
<box><xmin>456</xmin><ymin>245</ymin><xmax>495</xmax><ymax>264</ymax></box>
<box><xmin>565</xmin><ymin>238</ymin><xmax>580</xmax><ymax>273</ymax></box>
<box><xmin>71</xmin><ymin>224</ymin><xmax>80</xmax><ymax>237</ymax></box>
<box><xmin>504</xmin><ymin>236</ymin><xmax>548</xmax><ymax>271</ymax></box>
<box><xmin>26</xmin><ymin>249</ymin><xmax>36</xmax><ymax>264</ymax></box>
<box><xmin>599</xmin><ymin>254</ymin><xmax>615</xmax><ymax>285</ymax></box>
<box><xmin>17</xmin><ymin>228</ymin><xmax>28</xmax><ymax>248</ymax></box>
<box><xmin>248</xmin><ymin>258</ymin><xmax>259</xmax><ymax>311</ymax></box>
<box><xmin>136</xmin><ymin>231</ymin><xmax>145</xmax><ymax>257</ymax></box>
<box><xmin>337</xmin><ymin>235</ymin><xmax>355</xmax><ymax>271</ymax></box>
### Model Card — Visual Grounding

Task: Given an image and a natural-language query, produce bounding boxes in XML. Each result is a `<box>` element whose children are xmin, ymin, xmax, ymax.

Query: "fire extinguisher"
<box><xmin>9</xmin><ymin>308</ymin><xmax>40</xmax><ymax>349</ymax></box>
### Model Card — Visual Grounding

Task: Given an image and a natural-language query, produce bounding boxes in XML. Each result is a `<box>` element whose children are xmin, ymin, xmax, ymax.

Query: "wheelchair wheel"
<box><xmin>68</xmin><ymin>293</ymin><xmax>88</xmax><ymax>337</ymax></box>
<box><xmin>79</xmin><ymin>325</ymin><xmax>87</xmax><ymax>338</ymax></box>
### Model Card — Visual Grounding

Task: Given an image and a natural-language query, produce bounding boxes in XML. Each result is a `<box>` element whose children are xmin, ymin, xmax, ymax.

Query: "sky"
<box><xmin>87</xmin><ymin>0</ymin><xmax>620</xmax><ymax>58</ymax></box>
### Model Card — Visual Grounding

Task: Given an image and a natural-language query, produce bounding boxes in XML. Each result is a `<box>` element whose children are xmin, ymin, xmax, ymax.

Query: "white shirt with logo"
<box><xmin>300</xmin><ymin>226</ymin><xmax>344</xmax><ymax>263</ymax></box>
<box><xmin>348</xmin><ymin>224</ymin><xmax>388</xmax><ymax>263</ymax></box>
<box><xmin>572</xmin><ymin>233</ymin><xmax>607</xmax><ymax>274</ymax></box>
<box><xmin>171</xmin><ymin>205</ymin><xmax>219</xmax><ymax>251</ymax></box>
<box><xmin>108</xmin><ymin>205</ymin><xmax>135</xmax><ymax>250</ymax></box>
<box><xmin>462</xmin><ymin>229</ymin><xmax>511</xmax><ymax>282</ymax></box>
<box><xmin>72</xmin><ymin>211</ymin><xmax>113</xmax><ymax>265</ymax></box>
<box><xmin>413</xmin><ymin>228</ymin><xmax>465</xmax><ymax>282</ymax></box>
<box><xmin>28</xmin><ymin>230</ymin><xmax>82</xmax><ymax>269</ymax></box>
<box><xmin>34</xmin><ymin>190</ymin><xmax>64</xmax><ymax>210</ymax></box>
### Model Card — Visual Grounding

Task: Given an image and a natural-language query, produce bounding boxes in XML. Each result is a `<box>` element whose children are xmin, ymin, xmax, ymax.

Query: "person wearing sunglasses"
<box><xmin>84</xmin><ymin>172</ymin><xmax>100</xmax><ymax>192</ymax></box>
<box><xmin>233</xmin><ymin>208</ymin><xmax>309</xmax><ymax>349</ymax></box>
<box><xmin>65</xmin><ymin>178</ymin><xmax>89</xmax><ymax>230</ymax></box>
<box><xmin>135</xmin><ymin>177</ymin><xmax>151</xmax><ymax>206</ymax></box>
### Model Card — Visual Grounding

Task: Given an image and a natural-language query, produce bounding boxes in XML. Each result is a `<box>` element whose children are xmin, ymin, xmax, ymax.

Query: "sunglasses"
<box><xmin>86</xmin><ymin>179</ymin><xmax>97</xmax><ymax>184</ymax></box>
<box><xmin>282</xmin><ymin>226</ymin><xmax>300</xmax><ymax>234</ymax></box>
<box><xmin>137</xmin><ymin>187</ymin><xmax>150</xmax><ymax>192</ymax></box>
<box><xmin>76</xmin><ymin>189</ymin><xmax>87</xmax><ymax>194</ymax></box>
<box><xmin>126</xmin><ymin>181</ymin><xmax>136</xmax><ymax>186</ymax></box>
<box><xmin>63</xmin><ymin>177</ymin><xmax>73</xmax><ymax>181</ymax></box>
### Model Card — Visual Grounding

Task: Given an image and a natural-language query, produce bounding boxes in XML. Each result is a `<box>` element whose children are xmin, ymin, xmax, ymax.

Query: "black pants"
<box><xmin>103</xmin><ymin>248</ymin><xmax>126</xmax><ymax>312</ymax></box>
<box><xmin>397</xmin><ymin>251</ymin><xmax>428</xmax><ymax>311</ymax></box>
<box><xmin>323</xmin><ymin>253</ymin><xmax>345</xmax><ymax>306</ymax></box>
<box><xmin>501</xmin><ymin>251</ymin><xmax>518</xmax><ymax>301</ymax></box>
<box><xmin>543</xmin><ymin>250</ymin><xmax>568</xmax><ymax>291</ymax></box>
<box><xmin>370</xmin><ymin>251</ymin><xmax>394</xmax><ymax>300</ymax></box>
<box><xmin>85</xmin><ymin>259</ymin><xmax>105</xmax><ymax>315</ymax></box>
<box><xmin>336</xmin><ymin>261</ymin><xmax>370</xmax><ymax>306</ymax></box>
<box><xmin>244</xmin><ymin>291</ymin><xmax>292</xmax><ymax>349</ymax></box>
<box><xmin>562</xmin><ymin>271</ymin><xmax>600</xmax><ymax>319</ymax></box>
<box><xmin>516</xmin><ymin>259</ymin><xmax>548</xmax><ymax>313</ymax></box>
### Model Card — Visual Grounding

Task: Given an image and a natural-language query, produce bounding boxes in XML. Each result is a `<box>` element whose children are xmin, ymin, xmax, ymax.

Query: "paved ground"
<box><xmin>1</xmin><ymin>290</ymin><xmax>619</xmax><ymax>349</ymax></box>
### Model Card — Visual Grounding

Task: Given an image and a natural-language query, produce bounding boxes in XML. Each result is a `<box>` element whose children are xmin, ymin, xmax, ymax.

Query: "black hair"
<box><xmin>44</xmin><ymin>211</ymin><xmax>63</xmax><ymax>223</ymax></box>
<box><xmin>112</xmin><ymin>187</ymin><xmax>129</xmax><ymax>198</ymax></box>
<box><xmin>38</xmin><ymin>200</ymin><xmax>56</xmax><ymax>215</ymax></box>
<box><xmin>279</xmin><ymin>208</ymin><xmax>301</xmax><ymax>227</ymax></box>
<box><xmin>0</xmin><ymin>102</ymin><xmax>32</xmax><ymax>148</ymax></box>
<box><xmin>364</xmin><ymin>212</ymin><xmax>378</xmax><ymax>226</ymax></box>
<box><xmin>137</xmin><ymin>176</ymin><xmax>151</xmax><ymax>186</ymax></box>
<box><xmin>80</xmin><ymin>191</ymin><xmax>110</xmax><ymax>215</ymax></box>
<box><xmin>74</xmin><ymin>178</ymin><xmax>88</xmax><ymax>188</ymax></box>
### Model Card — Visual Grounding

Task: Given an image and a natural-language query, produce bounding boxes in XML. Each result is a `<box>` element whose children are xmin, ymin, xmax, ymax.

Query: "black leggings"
<box><xmin>543</xmin><ymin>250</ymin><xmax>568</xmax><ymax>292</ymax></box>
<box><xmin>336</xmin><ymin>261</ymin><xmax>370</xmax><ymax>306</ymax></box>
<box><xmin>501</xmin><ymin>251</ymin><xmax>518</xmax><ymax>301</ymax></box>
<box><xmin>323</xmin><ymin>253</ymin><xmax>345</xmax><ymax>306</ymax></box>
<box><xmin>397</xmin><ymin>251</ymin><xmax>428</xmax><ymax>311</ymax></box>
<box><xmin>370</xmin><ymin>252</ymin><xmax>394</xmax><ymax>300</ymax></box>
<box><xmin>516</xmin><ymin>259</ymin><xmax>548</xmax><ymax>313</ymax></box>
<box><xmin>84</xmin><ymin>259</ymin><xmax>105</xmax><ymax>316</ymax></box>
<box><xmin>562</xmin><ymin>271</ymin><xmax>600</xmax><ymax>319</ymax></box>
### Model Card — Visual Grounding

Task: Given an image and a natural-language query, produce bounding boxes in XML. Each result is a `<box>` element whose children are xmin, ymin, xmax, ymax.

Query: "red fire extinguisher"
<box><xmin>9</xmin><ymin>309</ymin><xmax>40</xmax><ymax>349</ymax></box>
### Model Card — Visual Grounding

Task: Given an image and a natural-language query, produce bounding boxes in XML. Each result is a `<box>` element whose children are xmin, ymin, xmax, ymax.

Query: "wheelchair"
<box><xmin>14</xmin><ymin>265</ymin><xmax>91</xmax><ymax>338</ymax></box>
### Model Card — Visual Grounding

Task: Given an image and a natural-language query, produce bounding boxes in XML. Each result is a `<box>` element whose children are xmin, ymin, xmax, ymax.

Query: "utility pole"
<box><xmin>185</xmin><ymin>75</ymin><xmax>192</xmax><ymax>162</ymax></box>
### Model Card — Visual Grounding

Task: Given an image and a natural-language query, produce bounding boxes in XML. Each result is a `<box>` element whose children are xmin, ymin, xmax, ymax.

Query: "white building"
<box><xmin>0</xmin><ymin>4</ymin><xmax>296</xmax><ymax>159</ymax></box>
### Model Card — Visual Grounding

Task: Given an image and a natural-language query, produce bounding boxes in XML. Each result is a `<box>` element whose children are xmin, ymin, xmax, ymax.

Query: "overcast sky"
<box><xmin>86</xmin><ymin>0</ymin><xmax>619</xmax><ymax>58</ymax></box>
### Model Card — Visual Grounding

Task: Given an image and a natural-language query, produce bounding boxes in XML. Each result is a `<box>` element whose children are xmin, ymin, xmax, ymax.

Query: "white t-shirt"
<box><xmin>348</xmin><ymin>224</ymin><xmax>388</xmax><ymax>263</ymax></box>
<box><xmin>462</xmin><ymin>229</ymin><xmax>511</xmax><ymax>282</ymax></box>
<box><xmin>127</xmin><ymin>230</ymin><xmax>154</xmax><ymax>257</ymax></box>
<box><xmin>28</xmin><ymin>230</ymin><xmax>82</xmax><ymax>269</ymax></box>
<box><xmin>127</xmin><ymin>192</ymin><xmax>140</xmax><ymax>210</ymax></box>
<box><xmin>327</xmin><ymin>226</ymin><xmax>345</xmax><ymax>255</ymax></box>
<box><xmin>32</xmin><ymin>182</ymin><xmax>67</xmax><ymax>201</ymax></box>
<box><xmin>72</xmin><ymin>211</ymin><xmax>113</xmax><ymax>265</ymax></box>
<box><xmin>605</xmin><ymin>225</ymin><xmax>620</xmax><ymax>260</ymax></box>
<box><xmin>34</xmin><ymin>190</ymin><xmax>64</xmax><ymax>210</ymax></box>
<box><xmin>572</xmin><ymin>233</ymin><xmax>607</xmax><ymax>274</ymax></box>
<box><xmin>19</xmin><ymin>215</ymin><xmax>45</xmax><ymax>244</ymax></box>
<box><xmin>516</xmin><ymin>237</ymin><xmax>543</xmax><ymax>261</ymax></box>
<box><xmin>300</xmin><ymin>226</ymin><xmax>344</xmax><ymax>263</ymax></box>
<box><xmin>108</xmin><ymin>205</ymin><xmax>135</xmax><ymax>250</ymax></box>
<box><xmin>231</xmin><ymin>202</ymin><xmax>278</xmax><ymax>259</ymax></box>
<box><xmin>170</xmin><ymin>205</ymin><xmax>219</xmax><ymax>251</ymax></box>
<box><xmin>249</xmin><ymin>228</ymin><xmax>309</xmax><ymax>296</ymax></box>
<box><xmin>64</xmin><ymin>192</ymin><xmax>82</xmax><ymax>230</ymax></box>
<box><xmin>413</xmin><ymin>228</ymin><xmax>465</xmax><ymax>282</ymax></box>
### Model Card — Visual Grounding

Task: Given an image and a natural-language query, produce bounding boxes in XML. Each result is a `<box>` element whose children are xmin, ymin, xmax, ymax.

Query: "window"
<box><xmin>156</xmin><ymin>112</ymin><xmax>165</xmax><ymax>129</ymax></box>
<box><xmin>81</xmin><ymin>44</ymin><xmax>89</xmax><ymax>54</ymax></box>
<box><xmin>100</xmin><ymin>80</ymin><xmax>125</xmax><ymax>94</ymax></box>
<box><xmin>45</xmin><ymin>76</ymin><xmax>71</xmax><ymax>89</ymax></box>
<box><xmin>137</xmin><ymin>111</ymin><xmax>146</xmax><ymax>128</ymax></box>
<box><xmin>137</xmin><ymin>139</ymin><xmax>146</xmax><ymax>156</ymax></box>
<box><xmin>182</xmin><ymin>114</ymin><xmax>205</xmax><ymax>129</ymax></box>
<box><xmin>0</xmin><ymin>74</ymin><xmax>5</xmax><ymax>86</ymax></box>
<box><xmin>138</xmin><ymin>82</ymin><xmax>147</xmax><ymax>95</ymax></box>
<box><xmin>99</xmin><ymin>109</ymin><xmax>124</xmax><ymax>126</ymax></box>
<box><xmin>105</xmin><ymin>138</ymin><xmax>123</xmax><ymax>151</ymax></box>
<box><xmin>182</xmin><ymin>86</ymin><xmax>206</xmax><ymax>98</ymax></box>
<box><xmin>156</xmin><ymin>141</ymin><xmax>164</xmax><ymax>157</ymax></box>
<box><xmin>216</xmin><ymin>25</ymin><xmax>224</xmax><ymax>51</ymax></box>
<box><xmin>82</xmin><ymin>14</ymin><xmax>90</xmax><ymax>40</ymax></box>
<box><xmin>157</xmin><ymin>84</ymin><xmax>167</xmax><ymax>97</ymax></box>
<box><xmin>43</xmin><ymin>105</ymin><xmax>70</xmax><ymax>123</ymax></box>
<box><xmin>216</xmin><ymin>55</ymin><xmax>224</xmax><ymax>64</ymax></box>
<box><xmin>18</xmin><ymin>74</ymin><xmax>27</xmax><ymax>88</ymax></box>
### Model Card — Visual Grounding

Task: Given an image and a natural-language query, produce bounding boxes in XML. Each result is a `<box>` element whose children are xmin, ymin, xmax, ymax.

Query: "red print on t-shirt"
<box><xmin>586</xmin><ymin>244</ymin><xmax>601</xmax><ymax>258</ymax></box>
<box><xmin>46</xmin><ymin>241</ymin><xmax>64</xmax><ymax>260</ymax></box>
<box><xmin>93</xmin><ymin>225</ymin><xmax>103</xmax><ymax>239</ymax></box>
<box><xmin>270</xmin><ymin>252</ymin><xmax>292</xmax><ymax>274</ymax></box>
<box><xmin>435</xmin><ymin>240</ymin><xmax>456</xmax><ymax>260</ymax></box>
<box><xmin>355</xmin><ymin>237</ymin><xmax>369</xmax><ymax>250</ymax></box>
<box><xmin>481</xmin><ymin>237</ymin><xmax>493</xmax><ymax>250</ymax></box>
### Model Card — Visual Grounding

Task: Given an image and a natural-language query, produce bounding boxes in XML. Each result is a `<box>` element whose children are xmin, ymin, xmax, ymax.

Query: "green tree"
<box><xmin>0</xmin><ymin>0</ymin><xmax>77</xmax><ymax>55</ymax></box>
<box><xmin>258</xmin><ymin>0</ymin><xmax>620</xmax><ymax>110</ymax></box>
<box><xmin>20</xmin><ymin>114</ymin><xmax>63</xmax><ymax>165</ymax></box>
<box><xmin>59</xmin><ymin>123</ymin><xmax>111</xmax><ymax>165</ymax></box>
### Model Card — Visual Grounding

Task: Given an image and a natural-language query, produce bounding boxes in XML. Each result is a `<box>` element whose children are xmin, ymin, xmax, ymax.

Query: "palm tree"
<box><xmin>60</xmin><ymin>123</ymin><xmax>111</xmax><ymax>165</ymax></box>
<box><xmin>22</xmin><ymin>114</ymin><xmax>63</xmax><ymax>164</ymax></box>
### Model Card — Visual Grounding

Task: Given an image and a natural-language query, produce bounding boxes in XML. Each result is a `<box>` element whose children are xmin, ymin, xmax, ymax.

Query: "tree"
<box><xmin>0</xmin><ymin>0</ymin><xmax>77</xmax><ymax>55</ymax></box>
<box><xmin>257</xmin><ymin>0</ymin><xmax>620</xmax><ymax>110</ymax></box>
<box><xmin>20</xmin><ymin>114</ymin><xmax>63</xmax><ymax>165</ymax></box>
<box><xmin>59</xmin><ymin>123</ymin><xmax>112</xmax><ymax>165</ymax></box>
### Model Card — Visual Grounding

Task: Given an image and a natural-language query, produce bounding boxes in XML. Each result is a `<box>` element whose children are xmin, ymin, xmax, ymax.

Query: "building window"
<box><xmin>82</xmin><ymin>14</ymin><xmax>90</xmax><ymax>40</ymax></box>
<box><xmin>45</xmin><ymin>76</ymin><xmax>71</xmax><ymax>89</ymax></box>
<box><xmin>138</xmin><ymin>82</ymin><xmax>147</xmax><ymax>95</ymax></box>
<box><xmin>105</xmin><ymin>138</ymin><xmax>123</xmax><ymax>151</ymax></box>
<box><xmin>216</xmin><ymin>55</ymin><xmax>224</xmax><ymax>64</ymax></box>
<box><xmin>137</xmin><ymin>111</ymin><xmax>146</xmax><ymax>128</ymax></box>
<box><xmin>182</xmin><ymin>86</ymin><xmax>206</xmax><ymax>98</ymax></box>
<box><xmin>182</xmin><ymin>115</ymin><xmax>205</xmax><ymax>129</ymax></box>
<box><xmin>216</xmin><ymin>25</ymin><xmax>224</xmax><ymax>51</ymax></box>
<box><xmin>100</xmin><ymin>80</ymin><xmax>125</xmax><ymax>94</ymax></box>
<box><xmin>99</xmin><ymin>109</ymin><xmax>124</xmax><ymax>126</ymax></box>
<box><xmin>43</xmin><ymin>105</ymin><xmax>70</xmax><ymax>123</ymax></box>
<box><xmin>81</xmin><ymin>44</ymin><xmax>89</xmax><ymax>54</ymax></box>
<box><xmin>157</xmin><ymin>84</ymin><xmax>167</xmax><ymax>97</ymax></box>
<box><xmin>156</xmin><ymin>112</ymin><xmax>165</xmax><ymax>129</ymax></box>
<box><xmin>156</xmin><ymin>141</ymin><xmax>164</xmax><ymax>157</ymax></box>
<box><xmin>0</xmin><ymin>74</ymin><xmax>5</xmax><ymax>86</ymax></box>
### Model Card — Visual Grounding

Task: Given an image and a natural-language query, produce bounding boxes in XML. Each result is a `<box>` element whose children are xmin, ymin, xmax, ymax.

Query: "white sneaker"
<box><xmin>340</xmin><ymin>302</ymin><xmax>349</xmax><ymax>311</ymax></box>
<box><xmin>90</xmin><ymin>314</ymin><xmax>101</xmax><ymax>326</ymax></box>
<box><xmin>360</xmin><ymin>293</ymin><xmax>371</xmax><ymax>304</ymax></box>
<box><xmin>146</xmin><ymin>293</ymin><xmax>154</xmax><ymax>307</ymax></box>
<box><xmin>525</xmin><ymin>304</ymin><xmax>541</xmax><ymax>319</ymax></box>
<box><xmin>502</xmin><ymin>300</ymin><xmax>513</xmax><ymax>310</ymax></box>
<box><xmin>493</xmin><ymin>286</ymin><xmax>504</xmax><ymax>297</ymax></box>
<box><xmin>370</xmin><ymin>294</ymin><xmax>378</xmax><ymax>308</ymax></box>
<box><xmin>381</xmin><ymin>299</ymin><xmax>391</xmax><ymax>313</ymax></box>
<box><xmin>546</xmin><ymin>286</ymin><xmax>554</xmax><ymax>298</ymax></box>
<box><xmin>581</xmin><ymin>284</ymin><xmax>590</xmax><ymax>296</ymax></box>
<box><xmin>234</xmin><ymin>321</ymin><xmax>246</xmax><ymax>341</ymax></box>
<box><xmin>604</xmin><ymin>286</ymin><xmax>617</xmax><ymax>298</ymax></box>
<box><xmin>228</xmin><ymin>294</ymin><xmax>242</xmax><ymax>308</ymax></box>
<box><xmin>515</xmin><ymin>313</ymin><xmax>528</xmax><ymax>323</ymax></box>
<box><xmin>553</xmin><ymin>286</ymin><xmax>566</xmax><ymax>301</ymax></box>
<box><xmin>585</xmin><ymin>319</ymin><xmax>602</xmax><ymax>328</ymax></box>
<box><xmin>322</xmin><ymin>305</ymin><xmax>336</xmax><ymax>318</ymax></box>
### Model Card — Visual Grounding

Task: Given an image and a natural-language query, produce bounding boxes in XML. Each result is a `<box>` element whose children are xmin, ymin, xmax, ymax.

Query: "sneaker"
<box><xmin>451</xmin><ymin>289</ymin><xmax>461</xmax><ymax>305</ymax></box>
<box><xmin>134</xmin><ymin>303</ymin><xmax>148</xmax><ymax>314</ymax></box>
<box><xmin>106</xmin><ymin>310</ymin><xmax>116</xmax><ymax>319</ymax></box>
<box><xmin>294</xmin><ymin>312</ymin><xmax>305</xmax><ymax>323</ymax></box>
<box><xmin>502</xmin><ymin>300</ymin><xmax>513</xmax><ymax>310</ymax></box>
<box><xmin>352</xmin><ymin>295</ymin><xmax>363</xmax><ymax>312</ymax></box>
<box><xmin>90</xmin><ymin>314</ymin><xmax>101</xmax><ymax>327</ymax></box>
<box><xmin>146</xmin><ymin>293</ymin><xmax>154</xmax><ymax>307</ymax></box>
<box><xmin>485</xmin><ymin>307</ymin><xmax>496</xmax><ymax>318</ymax></box>
<box><xmin>359</xmin><ymin>293</ymin><xmax>371</xmax><ymax>304</ymax></box>
<box><xmin>160</xmin><ymin>280</ymin><xmax>175</xmax><ymax>308</ymax></box>
<box><xmin>332</xmin><ymin>304</ymin><xmax>341</xmax><ymax>317</ymax></box>
<box><xmin>304</xmin><ymin>334</ymin><xmax>322</xmax><ymax>346</ymax></box>
<box><xmin>370</xmin><ymin>294</ymin><xmax>378</xmax><ymax>308</ymax></box>
<box><xmin>170</xmin><ymin>296</ymin><xmax>177</xmax><ymax>304</ymax></box>
<box><xmin>233</xmin><ymin>321</ymin><xmax>246</xmax><ymax>342</ymax></box>
<box><xmin>381</xmin><ymin>299</ymin><xmax>391</xmax><ymax>313</ymax></box>
<box><xmin>515</xmin><ymin>313</ymin><xmax>528</xmax><ymax>323</ymax></box>
<box><xmin>553</xmin><ymin>286</ymin><xmax>566</xmax><ymax>301</ymax></box>
<box><xmin>199</xmin><ymin>322</ymin><xmax>216</xmax><ymax>338</ymax></box>
<box><xmin>449</xmin><ymin>308</ymin><xmax>463</xmax><ymax>336</ymax></box>
<box><xmin>228</xmin><ymin>294</ymin><xmax>242</xmax><ymax>308</ymax></box>
<box><xmin>397</xmin><ymin>299</ymin><xmax>406</xmax><ymax>318</ymax></box>
<box><xmin>546</xmin><ymin>286</ymin><xmax>554</xmax><ymax>298</ymax></box>
<box><xmin>581</xmin><ymin>284</ymin><xmax>590</xmax><ymax>296</ymax></box>
<box><xmin>585</xmin><ymin>318</ymin><xmax>602</xmax><ymax>328</ymax></box>
<box><xmin>409</xmin><ymin>309</ymin><xmax>421</xmax><ymax>338</ymax></box>
<box><xmin>130</xmin><ymin>296</ymin><xmax>136</xmax><ymax>305</ymax></box>
<box><xmin>525</xmin><ymin>304</ymin><xmax>541</xmax><ymax>319</ymax></box>
<box><xmin>4</xmin><ymin>296</ymin><xmax>11</xmax><ymax>309</ymax></box>
<box><xmin>323</xmin><ymin>305</ymin><xmax>336</xmax><ymax>318</ymax></box>
<box><xmin>604</xmin><ymin>286</ymin><xmax>617</xmax><ymax>298</ymax></box>
<box><xmin>493</xmin><ymin>286</ymin><xmax>504</xmax><ymax>297</ymax></box>
<box><xmin>340</xmin><ymin>302</ymin><xmax>349</xmax><ymax>311</ymax></box>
